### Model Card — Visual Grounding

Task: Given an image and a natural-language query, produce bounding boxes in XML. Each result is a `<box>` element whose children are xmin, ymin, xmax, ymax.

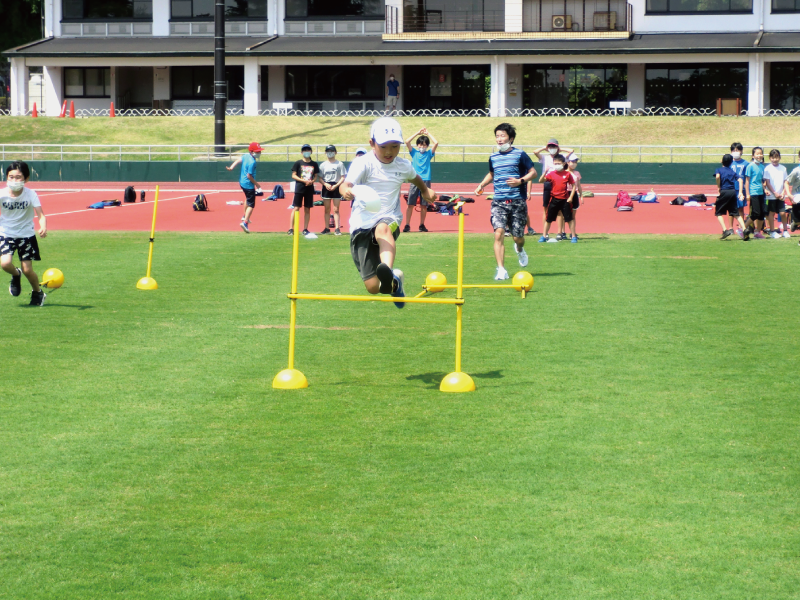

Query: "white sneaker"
<box><xmin>517</xmin><ymin>247</ymin><xmax>528</xmax><ymax>267</ymax></box>
<box><xmin>783</xmin><ymin>231</ymin><xmax>791</xmax><ymax>238</ymax></box>
<box><xmin>771</xmin><ymin>231</ymin><xmax>781</xmax><ymax>239</ymax></box>
<box><xmin>494</xmin><ymin>267</ymin><xmax>510</xmax><ymax>281</ymax></box>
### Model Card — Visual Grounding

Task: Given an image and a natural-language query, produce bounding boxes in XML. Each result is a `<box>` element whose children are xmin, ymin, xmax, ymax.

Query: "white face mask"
<box><xmin>8</xmin><ymin>181</ymin><xmax>24</xmax><ymax>193</ymax></box>
<box><xmin>252</xmin><ymin>153</ymin><xmax>261</xmax><ymax>161</ymax></box>
<box><xmin>326</xmin><ymin>152</ymin><xmax>335</xmax><ymax>158</ymax></box>
<box><xmin>755</xmin><ymin>156</ymin><xmax>763</xmax><ymax>163</ymax></box>
<box><xmin>731</xmin><ymin>152</ymin><xmax>741</xmax><ymax>159</ymax></box>
<box><xmin>302</xmin><ymin>151</ymin><xmax>312</xmax><ymax>159</ymax></box>
<box><xmin>548</xmin><ymin>147</ymin><xmax>558</xmax><ymax>155</ymax></box>
<box><xmin>497</xmin><ymin>143</ymin><xmax>511</xmax><ymax>152</ymax></box>
<box><xmin>554</xmin><ymin>164</ymin><xmax>564</xmax><ymax>172</ymax></box>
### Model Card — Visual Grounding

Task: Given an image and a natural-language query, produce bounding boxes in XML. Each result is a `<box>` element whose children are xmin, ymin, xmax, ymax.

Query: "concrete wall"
<box><xmin>627</xmin><ymin>63</ymin><xmax>645</xmax><ymax>109</ymax></box>
<box><xmin>506</xmin><ymin>63</ymin><xmax>523</xmax><ymax>111</ymax></box>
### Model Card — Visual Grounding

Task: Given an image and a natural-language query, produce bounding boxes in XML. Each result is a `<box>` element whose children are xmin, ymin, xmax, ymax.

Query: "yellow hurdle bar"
<box><xmin>424</xmin><ymin>284</ymin><xmax>517</xmax><ymax>289</ymax></box>
<box><xmin>289</xmin><ymin>293</ymin><xmax>464</xmax><ymax>305</ymax></box>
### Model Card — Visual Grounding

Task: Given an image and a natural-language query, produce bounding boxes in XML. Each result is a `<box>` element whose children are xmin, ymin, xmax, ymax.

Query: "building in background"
<box><xmin>3</xmin><ymin>0</ymin><xmax>800</xmax><ymax>116</ymax></box>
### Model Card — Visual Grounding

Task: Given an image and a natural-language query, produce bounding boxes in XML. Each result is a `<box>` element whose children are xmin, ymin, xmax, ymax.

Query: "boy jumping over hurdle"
<box><xmin>341</xmin><ymin>118</ymin><xmax>436</xmax><ymax>308</ymax></box>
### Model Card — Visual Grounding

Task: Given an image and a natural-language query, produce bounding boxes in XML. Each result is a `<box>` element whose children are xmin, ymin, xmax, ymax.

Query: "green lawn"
<box><xmin>1</xmin><ymin>231</ymin><xmax>798</xmax><ymax>599</ymax></box>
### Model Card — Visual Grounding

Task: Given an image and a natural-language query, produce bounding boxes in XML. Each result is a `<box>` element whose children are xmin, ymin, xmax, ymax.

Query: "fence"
<box><xmin>2</xmin><ymin>143</ymin><xmax>799</xmax><ymax>164</ymax></box>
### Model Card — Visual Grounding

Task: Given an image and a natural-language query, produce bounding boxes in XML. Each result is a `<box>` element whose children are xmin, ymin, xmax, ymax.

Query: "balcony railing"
<box><xmin>523</xmin><ymin>0</ymin><xmax>632</xmax><ymax>32</ymax></box>
<box><xmin>401</xmin><ymin>9</ymin><xmax>505</xmax><ymax>33</ymax></box>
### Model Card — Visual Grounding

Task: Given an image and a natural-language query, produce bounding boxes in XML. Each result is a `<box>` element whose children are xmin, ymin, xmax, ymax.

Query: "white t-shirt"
<box><xmin>786</xmin><ymin>166</ymin><xmax>800</xmax><ymax>202</ymax></box>
<box><xmin>539</xmin><ymin>153</ymin><xmax>557</xmax><ymax>177</ymax></box>
<box><xmin>763</xmin><ymin>163</ymin><xmax>787</xmax><ymax>199</ymax></box>
<box><xmin>345</xmin><ymin>152</ymin><xmax>417</xmax><ymax>231</ymax></box>
<box><xmin>319</xmin><ymin>159</ymin><xmax>346</xmax><ymax>184</ymax></box>
<box><xmin>0</xmin><ymin>186</ymin><xmax>41</xmax><ymax>238</ymax></box>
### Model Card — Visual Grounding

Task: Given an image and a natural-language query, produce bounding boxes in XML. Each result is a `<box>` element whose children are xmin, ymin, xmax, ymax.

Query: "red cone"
<box><xmin>109</xmin><ymin>101</ymin><xmax>115</xmax><ymax>118</ymax></box>
<box><xmin>32</xmin><ymin>103</ymin><xmax>38</xmax><ymax>117</ymax></box>
<box><xmin>69</xmin><ymin>101</ymin><xmax>75</xmax><ymax>118</ymax></box>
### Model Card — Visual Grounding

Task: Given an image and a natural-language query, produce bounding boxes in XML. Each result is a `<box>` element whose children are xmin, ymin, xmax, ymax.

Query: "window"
<box><xmin>770</xmin><ymin>63</ymin><xmax>800</xmax><ymax>110</ymax></box>
<box><xmin>403</xmin><ymin>65</ymin><xmax>489</xmax><ymax>110</ymax></box>
<box><xmin>286</xmin><ymin>0</ymin><xmax>383</xmax><ymax>18</ymax></box>
<box><xmin>522</xmin><ymin>65</ymin><xmax>627</xmax><ymax>110</ymax></box>
<box><xmin>63</xmin><ymin>0</ymin><xmax>153</xmax><ymax>20</ymax></box>
<box><xmin>646</xmin><ymin>0</ymin><xmax>752</xmax><ymax>13</ymax></box>
<box><xmin>772</xmin><ymin>0</ymin><xmax>800</xmax><ymax>11</ymax></box>
<box><xmin>286</xmin><ymin>66</ymin><xmax>384</xmax><ymax>100</ymax></box>
<box><xmin>645</xmin><ymin>64</ymin><xmax>748</xmax><ymax>109</ymax></box>
<box><xmin>171</xmin><ymin>66</ymin><xmax>245</xmax><ymax>100</ymax></box>
<box><xmin>64</xmin><ymin>68</ymin><xmax>111</xmax><ymax>97</ymax></box>
<box><xmin>403</xmin><ymin>0</ymin><xmax>505</xmax><ymax>32</ymax></box>
<box><xmin>171</xmin><ymin>0</ymin><xmax>267</xmax><ymax>19</ymax></box>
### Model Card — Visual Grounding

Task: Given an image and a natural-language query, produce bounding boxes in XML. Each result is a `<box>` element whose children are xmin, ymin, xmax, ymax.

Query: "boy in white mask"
<box><xmin>1</xmin><ymin>160</ymin><xmax>48</xmax><ymax>306</ymax></box>
<box><xmin>533</xmin><ymin>138</ymin><xmax>573</xmax><ymax>239</ymax></box>
<box><xmin>729</xmin><ymin>142</ymin><xmax>748</xmax><ymax>234</ymax></box>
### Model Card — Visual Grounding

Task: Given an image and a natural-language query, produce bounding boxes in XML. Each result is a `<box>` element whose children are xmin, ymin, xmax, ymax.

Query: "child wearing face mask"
<box><xmin>539</xmin><ymin>154</ymin><xmax>575</xmax><ymax>243</ymax></box>
<box><xmin>729</xmin><ymin>142</ymin><xmax>748</xmax><ymax>234</ymax></box>
<box><xmin>763</xmin><ymin>149</ymin><xmax>788</xmax><ymax>238</ymax></box>
<box><xmin>226</xmin><ymin>141</ymin><xmax>263</xmax><ymax>233</ymax></box>
<box><xmin>533</xmin><ymin>138</ymin><xmax>573</xmax><ymax>239</ymax></box>
<box><xmin>319</xmin><ymin>145</ymin><xmax>347</xmax><ymax>235</ymax></box>
<box><xmin>1</xmin><ymin>160</ymin><xmax>48</xmax><ymax>306</ymax></box>
<box><xmin>743</xmin><ymin>147</ymin><xmax>766</xmax><ymax>240</ymax></box>
<box><xmin>289</xmin><ymin>144</ymin><xmax>321</xmax><ymax>236</ymax></box>
<box><xmin>403</xmin><ymin>127</ymin><xmax>439</xmax><ymax>233</ymax></box>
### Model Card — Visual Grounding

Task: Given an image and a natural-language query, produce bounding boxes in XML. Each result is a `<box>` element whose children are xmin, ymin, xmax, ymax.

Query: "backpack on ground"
<box><xmin>123</xmin><ymin>185</ymin><xmax>136</xmax><ymax>203</ymax></box>
<box><xmin>689</xmin><ymin>193</ymin><xmax>707</xmax><ymax>203</ymax></box>
<box><xmin>193</xmin><ymin>194</ymin><xmax>209</xmax><ymax>211</ymax></box>
<box><xmin>615</xmin><ymin>190</ymin><xmax>634</xmax><ymax>211</ymax></box>
<box><xmin>140</xmin><ymin>190</ymin><xmax>146</xmax><ymax>202</ymax></box>
<box><xmin>273</xmin><ymin>184</ymin><xmax>285</xmax><ymax>199</ymax></box>
<box><xmin>670</xmin><ymin>196</ymin><xmax>686</xmax><ymax>205</ymax></box>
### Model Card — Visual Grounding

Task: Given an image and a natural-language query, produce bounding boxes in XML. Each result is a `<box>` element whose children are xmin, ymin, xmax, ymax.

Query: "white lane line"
<box><xmin>46</xmin><ymin>192</ymin><xmax>217</xmax><ymax>217</ymax></box>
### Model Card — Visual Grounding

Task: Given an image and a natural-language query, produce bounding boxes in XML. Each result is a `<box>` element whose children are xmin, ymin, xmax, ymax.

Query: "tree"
<box><xmin>0</xmin><ymin>0</ymin><xmax>44</xmax><ymax>53</ymax></box>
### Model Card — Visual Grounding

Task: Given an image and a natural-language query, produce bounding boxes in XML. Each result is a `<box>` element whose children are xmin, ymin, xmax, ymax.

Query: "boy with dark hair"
<box><xmin>1</xmin><ymin>160</ymin><xmax>48</xmax><ymax>306</ymax></box>
<box><xmin>715</xmin><ymin>153</ymin><xmax>747</xmax><ymax>240</ymax></box>
<box><xmin>341</xmin><ymin>118</ymin><xmax>436</xmax><ymax>307</ymax></box>
<box><xmin>538</xmin><ymin>154</ymin><xmax>575</xmax><ymax>242</ymax></box>
<box><xmin>403</xmin><ymin>127</ymin><xmax>439</xmax><ymax>233</ymax></box>
<box><xmin>764</xmin><ymin>149</ymin><xmax>788</xmax><ymax>238</ymax></box>
<box><xmin>730</xmin><ymin>142</ymin><xmax>748</xmax><ymax>233</ymax></box>
<box><xmin>226</xmin><ymin>141</ymin><xmax>263</xmax><ymax>233</ymax></box>
<box><xmin>743</xmin><ymin>147</ymin><xmax>766</xmax><ymax>240</ymax></box>
<box><xmin>533</xmin><ymin>138</ymin><xmax>573</xmax><ymax>238</ymax></box>
<box><xmin>319</xmin><ymin>144</ymin><xmax>346</xmax><ymax>235</ymax></box>
<box><xmin>288</xmin><ymin>143</ymin><xmax>320</xmax><ymax>236</ymax></box>
<box><xmin>474</xmin><ymin>122</ymin><xmax>537</xmax><ymax>281</ymax></box>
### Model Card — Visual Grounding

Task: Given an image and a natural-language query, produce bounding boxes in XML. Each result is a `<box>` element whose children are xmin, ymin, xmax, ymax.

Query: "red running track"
<box><xmin>32</xmin><ymin>181</ymin><xmax>729</xmax><ymax>235</ymax></box>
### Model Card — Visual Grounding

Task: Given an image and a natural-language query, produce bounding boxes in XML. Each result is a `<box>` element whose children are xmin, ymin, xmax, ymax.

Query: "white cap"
<box><xmin>355</xmin><ymin>147</ymin><xmax>368</xmax><ymax>156</ymax></box>
<box><xmin>370</xmin><ymin>117</ymin><xmax>403</xmax><ymax>145</ymax></box>
<box><xmin>566</xmin><ymin>152</ymin><xmax>579</xmax><ymax>162</ymax></box>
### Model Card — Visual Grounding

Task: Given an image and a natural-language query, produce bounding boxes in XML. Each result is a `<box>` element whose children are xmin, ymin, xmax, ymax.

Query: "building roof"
<box><xmin>4</xmin><ymin>32</ymin><xmax>800</xmax><ymax>59</ymax></box>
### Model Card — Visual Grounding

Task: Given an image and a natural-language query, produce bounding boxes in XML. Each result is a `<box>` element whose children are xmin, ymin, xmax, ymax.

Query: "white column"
<box><xmin>277</xmin><ymin>0</ymin><xmax>285</xmax><ymax>35</ymax></box>
<box><xmin>748</xmin><ymin>54</ymin><xmax>765</xmax><ymax>116</ymax></box>
<box><xmin>384</xmin><ymin>0</ymin><xmax>403</xmax><ymax>33</ymax></box>
<box><xmin>627</xmin><ymin>63</ymin><xmax>645</xmax><ymax>109</ymax></box>
<box><xmin>506</xmin><ymin>63</ymin><xmax>523</xmax><ymax>111</ymax></box>
<box><xmin>244</xmin><ymin>59</ymin><xmax>261</xmax><ymax>116</ymax></box>
<box><xmin>268</xmin><ymin>65</ymin><xmax>285</xmax><ymax>105</ymax></box>
<box><xmin>10</xmin><ymin>58</ymin><xmax>29</xmax><ymax>116</ymax></box>
<box><xmin>43</xmin><ymin>66</ymin><xmax>62</xmax><ymax>117</ymax></box>
<box><xmin>268</xmin><ymin>0</ymin><xmax>278</xmax><ymax>35</ymax></box>
<box><xmin>152</xmin><ymin>0</ymin><xmax>170</xmax><ymax>36</ymax></box>
<box><xmin>490</xmin><ymin>56</ymin><xmax>507</xmax><ymax>117</ymax></box>
<box><xmin>50</xmin><ymin>0</ymin><xmax>62</xmax><ymax>37</ymax></box>
<box><xmin>153</xmin><ymin>67</ymin><xmax>170</xmax><ymax>101</ymax></box>
<box><xmin>506</xmin><ymin>0</ymin><xmax>523</xmax><ymax>32</ymax></box>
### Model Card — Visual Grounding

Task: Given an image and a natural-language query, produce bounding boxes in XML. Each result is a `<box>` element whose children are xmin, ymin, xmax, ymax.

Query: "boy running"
<box><xmin>288</xmin><ymin>143</ymin><xmax>320</xmax><ymax>236</ymax></box>
<box><xmin>715</xmin><ymin>153</ymin><xmax>747</xmax><ymax>240</ymax></box>
<box><xmin>319</xmin><ymin>145</ymin><xmax>346</xmax><ymax>235</ymax></box>
<box><xmin>1</xmin><ymin>160</ymin><xmax>48</xmax><ymax>306</ymax></box>
<box><xmin>475</xmin><ymin>123</ymin><xmax>536</xmax><ymax>280</ymax></box>
<box><xmin>539</xmin><ymin>154</ymin><xmax>576</xmax><ymax>242</ymax></box>
<box><xmin>403</xmin><ymin>127</ymin><xmax>439</xmax><ymax>233</ymax></box>
<box><xmin>341</xmin><ymin>118</ymin><xmax>436</xmax><ymax>307</ymax></box>
<box><xmin>226</xmin><ymin>141</ymin><xmax>262</xmax><ymax>233</ymax></box>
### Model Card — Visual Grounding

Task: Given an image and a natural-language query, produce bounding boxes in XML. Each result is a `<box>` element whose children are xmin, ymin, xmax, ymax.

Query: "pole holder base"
<box><xmin>440</xmin><ymin>372</ymin><xmax>476</xmax><ymax>393</ymax></box>
<box><xmin>273</xmin><ymin>369</ymin><xmax>309</xmax><ymax>389</ymax></box>
<box><xmin>136</xmin><ymin>277</ymin><xmax>158</xmax><ymax>290</ymax></box>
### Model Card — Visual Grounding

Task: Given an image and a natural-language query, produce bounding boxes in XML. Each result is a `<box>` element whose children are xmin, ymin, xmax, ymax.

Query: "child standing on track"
<box><xmin>715</xmin><ymin>153</ymin><xmax>747</xmax><ymax>240</ymax></box>
<box><xmin>403</xmin><ymin>127</ymin><xmax>438</xmax><ymax>233</ymax></box>
<box><xmin>764</xmin><ymin>149</ymin><xmax>788</xmax><ymax>238</ymax></box>
<box><xmin>288</xmin><ymin>143</ymin><xmax>320</xmax><ymax>236</ymax></box>
<box><xmin>319</xmin><ymin>145</ymin><xmax>346</xmax><ymax>235</ymax></box>
<box><xmin>1</xmin><ymin>160</ymin><xmax>48</xmax><ymax>306</ymax></box>
<box><xmin>743</xmin><ymin>147</ymin><xmax>766</xmax><ymax>240</ymax></box>
<box><xmin>226</xmin><ymin>141</ymin><xmax>262</xmax><ymax>233</ymax></box>
<box><xmin>474</xmin><ymin>123</ymin><xmax>536</xmax><ymax>281</ymax></box>
<box><xmin>340</xmin><ymin>117</ymin><xmax>436</xmax><ymax>308</ymax></box>
<box><xmin>730</xmin><ymin>142</ymin><xmax>748</xmax><ymax>231</ymax></box>
<box><xmin>562</xmin><ymin>153</ymin><xmax>583</xmax><ymax>243</ymax></box>
<box><xmin>539</xmin><ymin>154</ymin><xmax>576</xmax><ymax>242</ymax></box>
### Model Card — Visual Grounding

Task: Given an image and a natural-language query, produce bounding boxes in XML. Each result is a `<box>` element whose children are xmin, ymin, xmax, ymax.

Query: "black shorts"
<box><xmin>542</xmin><ymin>180</ymin><xmax>552</xmax><ymax>209</ymax></box>
<box><xmin>293</xmin><ymin>187</ymin><xmax>315</xmax><ymax>208</ymax></box>
<box><xmin>715</xmin><ymin>189</ymin><xmax>739</xmax><ymax>216</ymax></box>
<box><xmin>321</xmin><ymin>186</ymin><xmax>341</xmax><ymax>200</ymax></box>
<box><xmin>571</xmin><ymin>196</ymin><xmax>580</xmax><ymax>210</ymax></box>
<box><xmin>750</xmin><ymin>194</ymin><xmax>767</xmax><ymax>221</ymax></box>
<box><xmin>0</xmin><ymin>235</ymin><xmax>41</xmax><ymax>261</ymax></box>
<box><xmin>767</xmin><ymin>199</ymin><xmax>785</xmax><ymax>214</ymax></box>
<box><xmin>350</xmin><ymin>220</ymin><xmax>400</xmax><ymax>281</ymax></box>
<box><xmin>241</xmin><ymin>186</ymin><xmax>256</xmax><ymax>208</ymax></box>
<box><xmin>408</xmin><ymin>180</ymin><xmax>432</xmax><ymax>206</ymax></box>
<box><xmin>546</xmin><ymin>197</ymin><xmax>573</xmax><ymax>223</ymax></box>
<box><xmin>792</xmin><ymin>204</ymin><xmax>800</xmax><ymax>222</ymax></box>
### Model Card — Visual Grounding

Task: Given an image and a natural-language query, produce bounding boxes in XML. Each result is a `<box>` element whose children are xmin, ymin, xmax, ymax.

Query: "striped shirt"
<box><xmin>489</xmin><ymin>148</ymin><xmax>535</xmax><ymax>203</ymax></box>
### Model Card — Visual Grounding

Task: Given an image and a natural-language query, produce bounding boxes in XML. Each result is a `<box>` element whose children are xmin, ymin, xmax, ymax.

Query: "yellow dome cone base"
<box><xmin>137</xmin><ymin>277</ymin><xmax>158</xmax><ymax>290</ymax></box>
<box><xmin>440</xmin><ymin>371</ymin><xmax>476</xmax><ymax>393</ymax></box>
<box><xmin>273</xmin><ymin>368</ymin><xmax>309</xmax><ymax>389</ymax></box>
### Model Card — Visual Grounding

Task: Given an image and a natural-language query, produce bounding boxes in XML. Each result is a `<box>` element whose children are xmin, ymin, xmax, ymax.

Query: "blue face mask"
<box><xmin>302</xmin><ymin>151</ymin><xmax>312</xmax><ymax>159</ymax></box>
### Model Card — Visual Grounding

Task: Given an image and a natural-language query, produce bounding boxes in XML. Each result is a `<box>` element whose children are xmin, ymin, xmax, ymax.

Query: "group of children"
<box><xmin>714</xmin><ymin>142</ymin><xmax>800</xmax><ymax>241</ymax></box>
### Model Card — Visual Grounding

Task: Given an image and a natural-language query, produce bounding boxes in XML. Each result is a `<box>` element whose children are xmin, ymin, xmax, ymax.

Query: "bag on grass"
<box><xmin>615</xmin><ymin>190</ymin><xmax>634</xmax><ymax>211</ymax></box>
<box><xmin>193</xmin><ymin>194</ymin><xmax>209</xmax><ymax>211</ymax></box>
<box><xmin>123</xmin><ymin>185</ymin><xmax>136</xmax><ymax>203</ymax></box>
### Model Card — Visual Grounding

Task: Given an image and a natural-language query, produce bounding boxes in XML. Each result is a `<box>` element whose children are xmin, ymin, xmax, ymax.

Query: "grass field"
<box><xmin>2</xmin><ymin>115</ymin><xmax>800</xmax><ymax>150</ymax></box>
<box><xmin>2</xmin><ymin>230</ymin><xmax>798</xmax><ymax>599</ymax></box>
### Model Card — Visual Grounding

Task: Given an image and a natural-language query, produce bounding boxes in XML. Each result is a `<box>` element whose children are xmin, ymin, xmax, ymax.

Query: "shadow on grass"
<box><xmin>264</xmin><ymin>120</ymin><xmax>366</xmax><ymax>145</ymax></box>
<box><xmin>406</xmin><ymin>369</ymin><xmax>505</xmax><ymax>389</ymax></box>
<box><xmin>42</xmin><ymin>304</ymin><xmax>95</xmax><ymax>310</ymax></box>
<box><xmin>532</xmin><ymin>272</ymin><xmax>573</xmax><ymax>277</ymax></box>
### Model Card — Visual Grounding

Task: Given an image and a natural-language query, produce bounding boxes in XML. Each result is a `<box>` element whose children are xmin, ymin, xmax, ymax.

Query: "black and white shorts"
<box><xmin>0</xmin><ymin>235</ymin><xmax>41</xmax><ymax>261</ymax></box>
<box><xmin>350</xmin><ymin>218</ymin><xmax>400</xmax><ymax>281</ymax></box>
<box><xmin>490</xmin><ymin>201</ymin><xmax>528</xmax><ymax>238</ymax></box>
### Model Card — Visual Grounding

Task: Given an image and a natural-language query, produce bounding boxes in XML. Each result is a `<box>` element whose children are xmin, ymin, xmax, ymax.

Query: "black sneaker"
<box><xmin>320</xmin><ymin>228</ymin><xmax>330</xmax><ymax>235</ymax></box>
<box><xmin>402</xmin><ymin>224</ymin><xmax>411</xmax><ymax>233</ymax></box>
<box><xmin>334</xmin><ymin>228</ymin><xmax>342</xmax><ymax>236</ymax></box>
<box><xmin>376</xmin><ymin>262</ymin><xmax>394</xmax><ymax>294</ymax></box>
<box><xmin>556</xmin><ymin>233</ymin><xmax>566</xmax><ymax>241</ymax></box>
<box><xmin>9</xmin><ymin>267</ymin><xmax>21</xmax><ymax>297</ymax></box>
<box><xmin>30</xmin><ymin>289</ymin><xmax>46</xmax><ymax>306</ymax></box>
<box><xmin>287</xmin><ymin>228</ymin><xmax>294</xmax><ymax>235</ymax></box>
<box><xmin>302</xmin><ymin>229</ymin><xmax>310</xmax><ymax>236</ymax></box>
<box><xmin>721</xmin><ymin>229</ymin><xmax>733</xmax><ymax>240</ymax></box>
<box><xmin>418</xmin><ymin>224</ymin><xmax>428</xmax><ymax>232</ymax></box>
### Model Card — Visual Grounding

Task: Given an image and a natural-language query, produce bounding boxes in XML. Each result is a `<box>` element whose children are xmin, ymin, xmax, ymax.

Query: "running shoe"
<box><xmin>721</xmin><ymin>229</ymin><xmax>733</xmax><ymax>240</ymax></box>
<box><xmin>391</xmin><ymin>269</ymin><xmax>405</xmax><ymax>308</ymax></box>
<box><xmin>418</xmin><ymin>224</ymin><xmax>428</xmax><ymax>232</ymax></box>
<box><xmin>783</xmin><ymin>231</ymin><xmax>791</xmax><ymax>238</ymax></box>
<box><xmin>526</xmin><ymin>227</ymin><xmax>536</xmax><ymax>236</ymax></box>
<box><xmin>302</xmin><ymin>229</ymin><xmax>310</xmax><ymax>236</ymax></box>
<box><xmin>240</xmin><ymin>220</ymin><xmax>250</xmax><ymax>233</ymax></box>
<box><xmin>402</xmin><ymin>224</ymin><xmax>411</xmax><ymax>233</ymax></box>
<box><xmin>754</xmin><ymin>232</ymin><xmax>765</xmax><ymax>239</ymax></box>
<box><xmin>334</xmin><ymin>228</ymin><xmax>342</xmax><ymax>236</ymax></box>
<box><xmin>494</xmin><ymin>266</ymin><xmax>510</xmax><ymax>280</ymax></box>
<box><xmin>504</xmin><ymin>232</ymin><xmax>511</xmax><ymax>237</ymax></box>
<box><xmin>376</xmin><ymin>263</ymin><xmax>394</xmax><ymax>294</ymax></box>
<box><xmin>30</xmin><ymin>289</ymin><xmax>46</xmax><ymax>306</ymax></box>
<box><xmin>571</xmin><ymin>236</ymin><xmax>578</xmax><ymax>243</ymax></box>
<box><xmin>9</xmin><ymin>267</ymin><xmax>21</xmax><ymax>297</ymax></box>
<box><xmin>771</xmin><ymin>231</ymin><xmax>781</xmax><ymax>239</ymax></box>
<box><xmin>319</xmin><ymin>228</ymin><xmax>330</xmax><ymax>235</ymax></box>
<box><xmin>556</xmin><ymin>233</ymin><xmax>566</xmax><ymax>241</ymax></box>
<box><xmin>287</xmin><ymin>228</ymin><xmax>293</xmax><ymax>235</ymax></box>
<box><xmin>538</xmin><ymin>235</ymin><xmax>549</xmax><ymax>243</ymax></box>
<box><xmin>736</xmin><ymin>228</ymin><xmax>744</xmax><ymax>238</ymax></box>
<box><xmin>514</xmin><ymin>243</ymin><xmax>529</xmax><ymax>267</ymax></box>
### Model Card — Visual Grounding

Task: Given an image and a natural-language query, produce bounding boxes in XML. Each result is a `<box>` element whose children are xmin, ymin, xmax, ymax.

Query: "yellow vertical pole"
<box><xmin>136</xmin><ymin>185</ymin><xmax>160</xmax><ymax>290</ymax></box>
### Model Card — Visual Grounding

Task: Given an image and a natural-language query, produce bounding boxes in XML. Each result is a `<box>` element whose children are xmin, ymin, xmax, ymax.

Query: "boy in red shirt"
<box><xmin>538</xmin><ymin>154</ymin><xmax>575</xmax><ymax>242</ymax></box>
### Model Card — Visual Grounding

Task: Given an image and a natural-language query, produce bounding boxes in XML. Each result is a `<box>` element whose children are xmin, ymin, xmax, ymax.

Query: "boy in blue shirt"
<box><xmin>474</xmin><ymin>123</ymin><xmax>536</xmax><ymax>280</ymax></box>
<box><xmin>403</xmin><ymin>127</ymin><xmax>439</xmax><ymax>233</ymax></box>
<box><xmin>226</xmin><ymin>142</ymin><xmax>263</xmax><ymax>233</ymax></box>
<box><xmin>715</xmin><ymin>154</ymin><xmax>746</xmax><ymax>240</ymax></box>
<box><xmin>729</xmin><ymin>142</ymin><xmax>748</xmax><ymax>232</ymax></box>
<box><xmin>743</xmin><ymin>147</ymin><xmax>766</xmax><ymax>240</ymax></box>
